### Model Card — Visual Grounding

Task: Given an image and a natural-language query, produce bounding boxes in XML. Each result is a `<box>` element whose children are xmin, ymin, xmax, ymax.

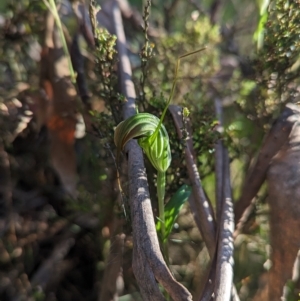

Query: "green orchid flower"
<box><xmin>114</xmin><ymin>48</ymin><xmax>205</xmax><ymax>251</ymax></box>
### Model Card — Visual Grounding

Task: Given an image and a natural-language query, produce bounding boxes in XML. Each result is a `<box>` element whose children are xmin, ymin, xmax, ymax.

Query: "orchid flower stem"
<box><xmin>157</xmin><ymin>170</ymin><xmax>169</xmax><ymax>263</ymax></box>
<box><xmin>157</xmin><ymin>171</ymin><xmax>166</xmax><ymax>237</ymax></box>
<box><xmin>114</xmin><ymin>49</ymin><xmax>206</xmax><ymax>268</ymax></box>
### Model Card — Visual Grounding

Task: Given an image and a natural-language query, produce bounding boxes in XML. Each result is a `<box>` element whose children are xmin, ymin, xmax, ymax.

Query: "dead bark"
<box><xmin>266</xmin><ymin>103</ymin><xmax>300</xmax><ymax>300</ymax></box>
<box><xmin>234</xmin><ymin>103</ymin><xmax>298</xmax><ymax>225</ymax></box>
<box><xmin>234</xmin><ymin>103</ymin><xmax>300</xmax><ymax>300</ymax></box>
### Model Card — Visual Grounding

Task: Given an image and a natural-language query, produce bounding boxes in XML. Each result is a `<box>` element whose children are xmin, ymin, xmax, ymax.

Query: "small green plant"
<box><xmin>114</xmin><ymin>49</ymin><xmax>205</xmax><ymax>256</ymax></box>
<box><xmin>89</xmin><ymin>0</ymin><xmax>120</xmax><ymax>121</ymax></box>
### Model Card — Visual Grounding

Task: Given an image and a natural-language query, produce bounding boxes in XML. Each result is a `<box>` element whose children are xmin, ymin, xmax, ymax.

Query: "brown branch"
<box><xmin>168</xmin><ymin>105</ymin><xmax>216</xmax><ymax>257</ymax></box>
<box><xmin>214</xmin><ymin>149</ymin><xmax>234</xmax><ymax>301</ymax></box>
<box><xmin>214</xmin><ymin>97</ymin><xmax>224</xmax><ymax>223</ymax></box>
<box><xmin>234</xmin><ymin>103</ymin><xmax>299</xmax><ymax>225</ymax></box>
<box><xmin>112</xmin><ymin>2</ymin><xmax>192</xmax><ymax>300</ymax></box>
<box><xmin>74</xmin><ymin>2</ymin><xmax>95</xmax><ymax>48</ymax></box>
<box><xmin>233</xmin><ymin>201</ymin><xmax>255</xmax><ymax>239</ymax></box>
<box><xmin>70</xmin><ymin>2</ymin><xmax>96</xmax><ymax>107</ymax></box>
<box><xmin>213</xmin><ymin>97</ymin><xmax>234</xmax><ymax>301</ymax></box>
<box><xmin>70</xmin><ymin>35</ymin><xmax>91</xmax><ymax>105</ymax></box>
<box><xmin>267</xmin><ymin>104</ymin><xmax>300</xmax><ymax>300</ymax></box>
<box><xmin>198</xmin><ymin>126</ymin><xmax>235</xmax><ymax>301</ymax></box>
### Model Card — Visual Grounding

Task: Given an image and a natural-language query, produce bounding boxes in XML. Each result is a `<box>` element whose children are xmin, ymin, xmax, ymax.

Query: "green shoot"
<box><xmin>114</xmin><ymin>48</ymin><xmax>205</xmax><ymax>260</ymax></box>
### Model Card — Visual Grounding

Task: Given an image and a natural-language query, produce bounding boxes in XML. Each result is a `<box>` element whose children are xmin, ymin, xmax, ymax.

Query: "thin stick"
<box><xmin>46</xmin><ymin>0</ymin><xmax>76</xmax><ymax>83</ymax></box>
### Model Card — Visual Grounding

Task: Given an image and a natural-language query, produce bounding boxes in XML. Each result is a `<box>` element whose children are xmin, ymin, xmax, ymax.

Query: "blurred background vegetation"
<box><xmin>0</xmin><ymin>0</ymin><xmax>300</xmax><ymax>300</ymax></box>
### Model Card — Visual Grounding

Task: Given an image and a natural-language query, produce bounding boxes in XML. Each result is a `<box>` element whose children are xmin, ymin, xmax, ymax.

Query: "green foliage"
<box><xmin>147</xmin><ymin>16</ymin><xmax>220</xmax><ymax>107</ymax></box>
<box><xmin>89</xmin><ymin>1</ymin><xmax>120</xmax><ymax>121</ymax></box>
<box><xmin>156</xmin><ymin>184</ymin><xmax>191</xmax><ymax>242</ymax></box>
<box><xmin>4</xmin><ymin>0</ymin><xmax>300</xmax><ymax>299</ymax></box>
<box><xmin>251</xmin><ymin>0</ymin><xmax>300</xmax><ymax>118</ymax></box>
<box><xmin>139</xmin><ymin>0</ymin><xmax>154</xmax><ymax>106</ymax></box>
<box><xmin>115</xmin><ymin>44</ymin><xmax>205</xmax><ymax>248</ymax></box>
<box><xmin>93</xmin><ymin>28</ymin><xmax>117</xmax><ymax>62</ymax></box>
<box><xmin>137</xmin><ymin>15</ymin><xmax>221</xmax><ymax>194</ymax></box>
<box><xmin>0</xmin><ymin>1</ymin><xmax>46</xmax><ymax>87</ymax></box>
<box><xmin>263</xmin><ymin>0</ymin><xmax>300</xmax><ymax>74</ymax></box>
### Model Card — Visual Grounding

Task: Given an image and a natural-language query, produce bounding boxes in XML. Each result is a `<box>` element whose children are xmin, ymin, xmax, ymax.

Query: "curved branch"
<box><xmin>168</xmin><ymin>105</ymin><xmax>216</xmax><ymax>257</ymax></box>
<box><xmin>112</xmin><ymin>2</ymin><xmax>192</xmax><ymax>300</ymax></box>
<box><xmin>214</xmin><ymin>149</ymin><xmax>234</xmax><ymax>301</ymax></box>
<box><xmin>234</xmin><ymin>103</ymin><xmax>299</xmax><ymax>225</ymax></box>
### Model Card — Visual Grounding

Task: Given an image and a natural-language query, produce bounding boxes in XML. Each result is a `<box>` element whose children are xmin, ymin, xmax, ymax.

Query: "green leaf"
<box><xmin>156</xmin><ymin>184</ymin><xmax>192</xmax><ymax>242</ymax></box>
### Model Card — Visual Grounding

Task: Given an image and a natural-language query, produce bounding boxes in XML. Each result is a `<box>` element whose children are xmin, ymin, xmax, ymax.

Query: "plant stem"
<box><xmin>157</xmin><ymin>171</ymin><xmax>165</xmax><ymax>237</ymax></box>
<box><xmin>157</xmin><ymin>170</ymin><xmax>170</xmax><ymax>298</ymax></box>
<box><xmin>150</xmin><ymin>47</ymin><xmax>206</xmax><ymax>143</ymax></box>
<box><xmin>157</xmin><ymin>171</ymin><xmax>169</xmax><ymax>264</ymax></box>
